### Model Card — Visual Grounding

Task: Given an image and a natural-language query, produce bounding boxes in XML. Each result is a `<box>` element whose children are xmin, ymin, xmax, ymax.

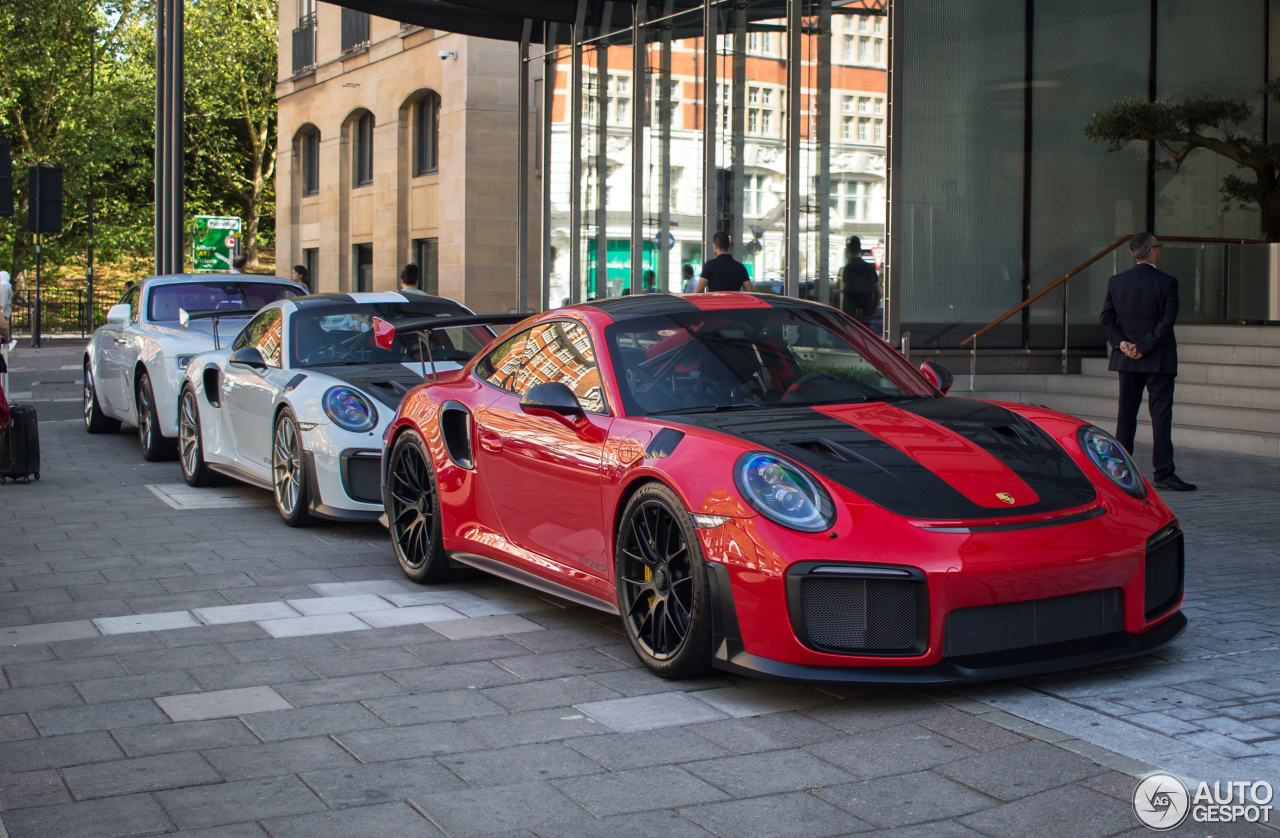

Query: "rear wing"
<box><xmin>177</xmin><ymin>307</ymin><xmax>260</xmax><ymax>349</ymax></box>
<box><xmin>372</xmin><ymin>313</ymin><xmax>531</xmax><ymax>380</ymax></box>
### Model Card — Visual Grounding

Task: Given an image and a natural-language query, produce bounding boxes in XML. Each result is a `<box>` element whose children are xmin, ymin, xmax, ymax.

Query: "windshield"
<box><xmin>605</xmin><ymin>307</ymin><xmax>936</xmax><ymax>416</ymax></box>
<box><xmin>290</xmin><ymin>301</ymin><xmax>492</xmax><ymax>368</ymax></box>
<box><xmin>148</xmin><ymin>281</ymin><xmax>298</xmax><ymax>322</ymax></box>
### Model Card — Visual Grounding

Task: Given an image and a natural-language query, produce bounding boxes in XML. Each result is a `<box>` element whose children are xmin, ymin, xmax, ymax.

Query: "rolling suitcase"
<box><xmin>0</xmin><ymin>403</ymin><xmax>40</xmax><ymax>483</ymax></box>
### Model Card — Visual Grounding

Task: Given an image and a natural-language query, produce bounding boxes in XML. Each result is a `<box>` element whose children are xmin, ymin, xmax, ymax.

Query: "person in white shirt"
<box><xmin>0</xmin><ymin>270</ymin><xmax>13</xmax><ymax>347</ymax></box>
<box><xmin>681</xmin><ymin>264</ymin><xmax>698</xmax><ymax>294</ymax></box>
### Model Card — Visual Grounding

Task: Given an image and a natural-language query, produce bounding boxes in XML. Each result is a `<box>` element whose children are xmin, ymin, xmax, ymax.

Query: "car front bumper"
<box><xmin>301</xmin><ymin>423</ymin><xmax>384</xmax><ymax>522</ymax></box>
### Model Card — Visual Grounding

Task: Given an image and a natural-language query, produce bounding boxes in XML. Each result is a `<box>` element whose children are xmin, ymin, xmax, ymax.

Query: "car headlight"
<box><xmin>177</xmin><ymin>355</ymin><xmax>196</xmax><ymax>370</ymax></box>
<box><xmin>734</xmin><ymin>451</ymin><xmax>835</xmax><ymax>532</ymax></box>
<box><xmin>1078</xmin><ymin>425</ymin><xmax>1146</xmax><ymax>498</ymax></box>
<box><xmin>323</xmin><ymin>386</ymin><xmax>378</xmax><ymax>432</ymax></box>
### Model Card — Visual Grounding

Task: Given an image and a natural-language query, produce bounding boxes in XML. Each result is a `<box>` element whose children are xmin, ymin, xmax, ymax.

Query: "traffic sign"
<box><xmin>193</xmin><ymin>216</ymin><xmax>242</xmax><ymax>271</ymax></box>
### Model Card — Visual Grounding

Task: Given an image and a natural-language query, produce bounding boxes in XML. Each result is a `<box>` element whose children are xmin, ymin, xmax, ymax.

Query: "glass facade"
<box><xmin>524</xmin><ymin>0</ymin><xmax>1271</xmax><ymax>345</ymax></box>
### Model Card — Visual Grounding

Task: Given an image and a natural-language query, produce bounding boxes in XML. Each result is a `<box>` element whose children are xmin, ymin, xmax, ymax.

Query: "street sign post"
<box><xmin>193</xmin><ymin>216</ymin><xmax>242</xmax><ymax>271</ymax></box>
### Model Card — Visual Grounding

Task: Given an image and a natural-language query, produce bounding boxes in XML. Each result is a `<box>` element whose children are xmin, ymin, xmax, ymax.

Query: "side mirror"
<box><xmin>106</xmin><ymin>304</ymin><xmax>130</xmax><ymax>324</ymax></box>
<box><xmin>520</xmin><ymin>381</ymin><xmax>586</xmax><ymax>423</ymax></box>
<box><xmin>178</xmin><ymin>308</ymin><xmax>191</xmax><ymax>329</ymax></box>
<box><xmin>920</xmin><ymin>361</ymin><xmax>953</xmax><ymax>396</ymax></box>
<box><xmin>229</xmin><ymin>346</ymin><xmax>267</xmax><ymax>371</ymax></box>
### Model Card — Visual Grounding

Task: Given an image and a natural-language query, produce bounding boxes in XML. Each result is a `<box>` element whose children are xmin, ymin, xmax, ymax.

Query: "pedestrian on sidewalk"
<box><xmin>1100</xmin><ymin>232</ymin><xmax>1196</xmax><ymax>491</ymax></box>
<box><xmin>291</xmin><ymin>264</ymin><xmax>311</xmax><ymax>293</ymax></box>
<box><xmin>0</xmin><ymin>270</ymin><xmax>12</xmax><ymax>345</ymax></box>
<box><xmin>840</xmin><ymin>236</ymin><xmax>880</xmax><ymax>323</ymax></box>
<box><xmin>681</xmin><ymin>263</ymin><xmax>697</xmax><ymax>293</ymax></box>
<box><xmin>695</xmin><ymin>232</ymin><xmax>751</xmax><ymax>293</ymax></box>
<box><xmin>399</xmin><ymin>264</ymin><xmax>421</xmax><ymax>293</ymax></box>
<box><xmin>231</xmin><ymin>254</ymin><xmax>247</xmax><ymax>274</ymax></box>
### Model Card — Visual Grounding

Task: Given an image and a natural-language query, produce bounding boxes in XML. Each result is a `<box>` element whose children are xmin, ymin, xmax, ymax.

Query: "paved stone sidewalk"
<box><xmin>0</xmin><ymin>345</ymin><xmax>1275</xmax><ymax>836</ymax></box>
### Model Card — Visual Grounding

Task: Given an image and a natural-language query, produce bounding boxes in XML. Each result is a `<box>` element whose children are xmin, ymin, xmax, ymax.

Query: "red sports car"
<box><xmin>379</xmin><ymin>293</ymin><xmax>1185</xmax><ymax>683</ymax></box>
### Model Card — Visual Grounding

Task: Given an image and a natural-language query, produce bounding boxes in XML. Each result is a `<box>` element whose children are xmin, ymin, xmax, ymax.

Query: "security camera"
<box><xmin>439</xmin><ymin>50</ymin><xmax>457</xmax><ymax>60</ymax></box>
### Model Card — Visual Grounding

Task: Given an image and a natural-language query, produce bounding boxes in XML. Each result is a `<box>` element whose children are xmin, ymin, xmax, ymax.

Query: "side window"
<box><xmin>514</xmin><ymin>322</ymin><xmax>607</xmax><ymax>414</ymax></box>
<box><xmin>121</xmin><ymin>286</ymin><xmax>141</xmax><ymax>324</ymax></box>
<box><xmin>475</xmin><ymin>327</ymin><xmax>532</xmax><ymax>391</ymax></box>
<box><xmin>232</xmin><ymin>310</ymin><xmax>283</xmax><ymax>368</ymax></box>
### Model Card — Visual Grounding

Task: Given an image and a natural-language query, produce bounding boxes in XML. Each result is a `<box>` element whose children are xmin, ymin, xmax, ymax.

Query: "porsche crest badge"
<box><xmin>996</xmin><ymin>492</ymin><xmax>1016</xmax><ymax>505</ymax></box>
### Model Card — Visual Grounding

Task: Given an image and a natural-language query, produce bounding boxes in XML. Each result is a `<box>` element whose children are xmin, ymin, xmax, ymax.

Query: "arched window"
<box><xmin>301</xmin><ymin>128</ymin><xmax>320</xmax><ymax>195</ymax></box>
<box><xmin>415</xmin><ymin>92</ymin><xmax>440</xmax><ymax>175</ymax></box>
<box><xmin>354</xmin><ymin>112</ymin><xmax>374</xmax><ymax>186</ymax></box>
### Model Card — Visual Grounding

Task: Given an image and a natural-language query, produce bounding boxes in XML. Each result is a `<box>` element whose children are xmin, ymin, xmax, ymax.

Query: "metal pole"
<box><xmin>658</xmin><ymin>2</ymin><xmax>673</xmax><ymax>292</ymax></box>
<box><xmin>784</xmin><ymin>0</ymin><xmax>802</xmax><ymax>298</ymax></box>
<box><xmin>517</xmin><ymin>20</ymin><xmax>531</xmax><ymax>312</ymax></box>
<box><xmin>816</xmin><ymin>0</ymin><xmax>832</xmax><ymax>306</ymax></box>
<box><xmin>88</xmin><ymin>26</ymin><xmax>97</xmax><ymax>332</ymax></box>
<box><xmin>171</xmin><ymin>0</ymin><xmax>185</xmax><ymax>273</ymax></box>
<box><xmin>731</xmin><ymin>7</ymin><xmax>745</xmax><ymax>263</ymax></box>
<box><xmin>32</xmin><ymin>230</ymin><xmax>42</xmax><ymax>348</ymax></box>
<box><xmin>542</xmin><ymin>25</ymin><xmax>557</xmax><ymax>311</ymax></box>
<box><xmin>154</xmin><ymin>0</ymin><xmax>166</xmax><ymax>274</ymax></box>
<box><xmin>630</xmin><ymin>2</ymin><xmax>645</xmax><ymax>289</ymax></box>
<box><xmin>701</xmin><ymin>0</ymin><xmax>717</xmax><ymax>271</ymax></box>
<box><xmin>570</xmin><ymin>0</ymin><xmax>587</xmax><ymax>304</ymax></box>
<box><xmin>1061</xmin><ymin>279</ymin><xmax>1070</xmax><ymax>374</ymax></box>
<box><xmin>594</xmin><ymin>33</ymin><xmax>609</xmax><ymax>298</ymax></box>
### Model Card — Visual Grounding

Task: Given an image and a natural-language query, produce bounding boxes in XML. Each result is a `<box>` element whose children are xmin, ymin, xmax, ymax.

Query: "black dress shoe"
<box><xmin>1154</xmin><ymin>475</ymin><xmax>1197</xmax><ymax>491</ymax></box>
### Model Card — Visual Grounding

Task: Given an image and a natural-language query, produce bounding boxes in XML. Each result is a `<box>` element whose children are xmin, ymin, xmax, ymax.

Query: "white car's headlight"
<box><xmin>323</xmin><ymin>386</ymin><xmax>378</xmax><ymax>432</ymax></box>
<box><xmin>734</xmin><ymin>451</ymin><xmax>835</xmax><ymax>532</ymax></box>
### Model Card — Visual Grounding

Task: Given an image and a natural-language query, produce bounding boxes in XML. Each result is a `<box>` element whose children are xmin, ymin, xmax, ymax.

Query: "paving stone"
<box><xmin>75</xmin><ymin>670</ymin><xmax>202</xmax><ymax>704</ymax></box>
<box><xmin>506</xmin><ymin>624</ymin><xmax>625</xmax><ymax>654</ymax></box>
<box><xmin>807</xmin><ymin>722</ymin><xmax>976</xmax><ymax>780</ymax></box>
<box><xmin>691</xmin><ymin>683</ymin><xmax>832</xmax><ymax>718</ymax></box>
<box><xmin>273</xmin><ymin>673</ymin><xmax>409</xmax><ymax>707</ymax></box>
<box><xmin>440</xmin><ymin>741</ymin><xmax>607</xmax><ymax>787</ymax></box>
<box><xmin>482</xmin><ymin>675</ymin><xmax>622</xmax><ymax>713</ymax></box>
<box><xmin>935</xmin><ymin>740</ymin><xmax>1110</xmax><ymax>802</ymax></box>
<box><xmin>497</xmin><ymin>649</ymin><xmax>632</xmax><ymax>680</ymax></box>
<box><xmin>158</xmin><ymin>775</ymin><xmax>327</xmax><ymax>829</ymax></box>
<box><xmin>156</xmin><ymin>685</ymin><xmax>293</xmax><ymax>721</ymax></box>
<box><xmin>462</xmin><ymin>706</ymin><xmax>606</xmax><ymax>747</ymax></box>
<box><xmin>447</xmin><ymin>594</ymin><xmax>552</xmax><ymax>617</ymax></box>
<box><xmin>31</xmin><ymin>697</ymin><xmax>170</xmax><ymax>735</ymax></box>
<box><xmin>0</xmin><ymin>792</ymin><xmax>175</xmax><ymax>838</ymax></box>
<box><xmin>815</xmin><ymin>771</ymin><xmax>996</xmax><ymax>828</ymax></box>
<box><xmin>363</xmin><ymin>689</ymin><xmax>506</xmax><ymax>725</ymax></box>
<box><xmin>419</xmin><ymin>614</ymin><xmax>541</xmax><ymax>642</ymax></box>
<box><xmin>0</xmin><ymin>712</ymin><xmax>38</xmax><ymax>742</ymax></box>
<box><xmin>94</xmin><ymin>610</ymin><xmax>200</xmax><ymax>634</ymax></box>
<box><xmin>62</xmin><ymin>751</ymin><xmax>222</xmax><ymax>799</ymax></box>
<box><xmin>0</xmin><ymin>730</ymin><xmax>124</xmax><ymax>771</ymax></box>
<box><xmin>302</xmin><ymin>647</ymin><xmax>430</xmax><ymax>678</ymax></box>
<box><xmin>0</xmin><ymin>768</ymin><xmax>72</xmax><ymax>809</ymax></box>
<box><xmin>959</xmin><ymin>784</ymin><xmax>1135</xmax><ymax>838</ymax></box>
<box><xmin>0</xmin><ymin>620</ymin><xmax>96</xmax><ymax>649</ymax></box>
<box><xmin>329</xmin><ymin>623</ymin><xmax>448</xmax><ymax>650</ymax></box>
<box><xmin>585</xmin><ymin>668</ymin><xmax>734</xmax><ymax>698</ymax></box>
<box><xmin>193</xmin><ymin>601</ymin><xmax>302</xmax><ymax>625</ymax></box>
<box><xmin>287</xmin><ymin>593</ymin><xmax>395</xmax><ymax>615</ymax></box>
<box><xmin>242</xmin><ymin>702</ymin><xmax>387</xmax><ymax>741</ymax></box>
<box><xmin>565</xmin><ymin>725</ymin><xmax>729</xmax><ymax>771</ymax></box>
<box><xmin>309</xmin><ymin>580</ymin><xmax>418</xmax><ymax>597</ymax></box>
<box><xmin>690</xmin><ymin>710</ymin><xmax>844</xmax><ymax>755</ymax></box>
<box><xmin>680</xmin><ymin>790</ymin><xmax>873</xmax><ymax>838</ymax></box>
<box><xmin>411</xmin><ymin>780</ymin><xmax>600</xmax><ymax>837</ymax></box>
<box><xmin>577</xmin><ymin>691</ymin><xmax>729</xmax><ymax>733</ymax></box>
<box><xmin>261</xmin><ymin>802</ymin><xmax>443</xmax><ymax>838</ymax></box>
<box><xmin>1127</xmin><ymin>711</ymin><xmax>1203</xmax><ymax>736</ymax></box>
<box><xmin>161</xmin><ymin>621</ymin><xmax>268</xmax><ymax>647</ymax></box>
<box><xmin>223</xmin><ymin>634</ymin><xmax>341</xmax><ymax>663</ymax></box>
<box><xmin>167</xmin><ymin>825</ymin><xmax>268</xmax><ymax>838</ymax></box>
<box><xmin>804</xmin><ymin>690</ymin><xmax>950</xmax><ymax>735</ymax></box>
<box><xmin>917</xmin><ymin>710</ymin><xmax>1029</xmax><ymax>752</ymax></box>
<box><xmin>333</xmin><ymin>721</ymin><xmax>488</xmax><ymax>762</ymax></box>
<box><xmin>406</xmin><ymin>636</ymin><xmax>533</xmax><ymax>666</ymax></box>
<box><xmin>257</xmin><ymin>613</ymin><xmax>372</xmax><ymax>638</ymax></box>
<box><xmin>547</xmin><ymin>809</ymin><xmax>716</xmax><ymax>838</ymax></box>
<box><xmin>4</xmin><ymin>656</ymin><xmax>126</xmax><ymax>687</ymax></box>
<box><xmin>356</xmin><ymin>604</ymin><xmax>465</xmax><ymax>627</ymax></box>
<box><xmin>556</xmin><ymin>764</ymin><xmax>728</xmax><ymax>817</ymax></box>
<box><xmin>1078</xmin><ymin>770</ymin><xmax>1141</xmax><ymax>802</ymax></box>
<box><xmin>112</xmin><ymin>718</ymin><xmax>261</xmax><ymax>757</ymax></box>
<box><xmin>298</xmin><ymin>755</ymin><xmax>469</xmax><ymax>809</ymax></box>
<box><xmin>50</xmin><ymin>632</ymin><xmax>165</xmax><ymax>659</ymax></box>
<box><xmin>1176</xmin><ymin>729</ymin><xmax>1264</xmax><ymax>758</ymax></box>
<box><xmin>117</xmin><ymin>643</ymin><xmax>239</xmax><ymax>675</ymax></box>
<box><xmin>190</xmin><ymin>659</ymin><xmax>320</xmax><ymax>690</ymax></box>
<box><xmin>202</xmin><ymin>735</ymin><xmax>359</xmax><ymax>780</ymax></box>
<box><xmin>389</xmin><ymin>661</ymin><xmax>525</xmax><ymax>693</ymax></box>
<box><xmin>685</xmin><ymin>747</ymin><xmax>855</xmax><ymax>797</ymax></box>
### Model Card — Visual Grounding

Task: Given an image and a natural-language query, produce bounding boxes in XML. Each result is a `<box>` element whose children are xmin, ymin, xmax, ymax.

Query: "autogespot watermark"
<box><xmin>1133</xmin><ymin>772</ymin><xmax>1274</xmax><ymax>831</ymax></box>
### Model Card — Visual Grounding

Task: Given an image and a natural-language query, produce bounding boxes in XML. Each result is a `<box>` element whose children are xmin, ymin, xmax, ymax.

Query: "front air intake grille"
<box><xmin>1144</xmin><ymin>525</ymin><xmax>1184</xmax><ymax>620</ymax></box>
<box><xmin>341</xmin><ymin>451</ymin><xmax>382</xmax><ymax>504</ymax></box>
<box><xmin>787</xmin><ymin>564</ymin><xmax>928</xmax><ymax>656</ymax></box>
<box><xmin>943</xmin><ymin>588</ymin><xmax>1124</xmax><ymax>658</ymax></box>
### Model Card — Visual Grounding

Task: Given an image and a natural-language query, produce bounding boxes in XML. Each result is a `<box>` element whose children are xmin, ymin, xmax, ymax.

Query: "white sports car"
<box><xmin>84</xmin><ymin>274</ymin><xmax>304</xmax><ymax>460</ymax></box>
<box><xmin>176</xmin><ymin>291</ymin><xmax>497</xmax><ymax>526</ymax></box>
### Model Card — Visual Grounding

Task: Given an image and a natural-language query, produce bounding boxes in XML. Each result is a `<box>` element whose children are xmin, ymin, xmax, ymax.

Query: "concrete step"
<box><xmin>1176</xmin><ymin>324</ymin><xmax>1280</xmax><ymax>347</ymax></box>
<box><xmin>1080</xmin><ymin>357</ymin><xmax>1280</xmax><ymax>388</ymax></box>
<box><xmin>1180</xmin><ymin>342</ymin><xmax>1280</xmax><ymax>367</ymax></box>
<box><xmin>956</xmin><ymin>373</ymin><xmax>1280</xmax><ymax>411</ymax></box>
<box><xmin>1066</xmin><ymin>412</ymin><xmax>1280</xmax><ymax>459</ymax></box>
<box><xmin>973</xmin><ymin>390</ymin><xmax>1280</xmax><ymax>435</ymax></box>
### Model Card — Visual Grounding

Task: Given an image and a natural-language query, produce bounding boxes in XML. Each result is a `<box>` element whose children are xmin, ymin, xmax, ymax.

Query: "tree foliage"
<box><xmin>1086</xmin><ymin>81</ymin><xmax>1280</xmax><ymax>240</ymax></box>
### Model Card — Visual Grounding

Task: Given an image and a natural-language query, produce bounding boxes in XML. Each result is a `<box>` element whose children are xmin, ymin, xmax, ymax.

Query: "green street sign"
<box><xmin>193</xmin><ymin>216</ymin><xmax>242</xmax><ymax>271</ymax></box>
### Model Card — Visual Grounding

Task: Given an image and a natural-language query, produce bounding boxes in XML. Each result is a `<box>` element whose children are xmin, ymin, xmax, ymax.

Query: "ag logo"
<box><xmin>1133</xmin><ymin>772</ymin><xmax>1190</xmax><ymax>830</ymax></box>
<box><xmin>995</xmin><ymin>492</ymin><xmax>1016</xmax><ymax>505</ymax></box>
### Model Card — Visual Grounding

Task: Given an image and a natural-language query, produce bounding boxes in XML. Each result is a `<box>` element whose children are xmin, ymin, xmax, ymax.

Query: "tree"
<box><xmin>185</xmin><ymin>0</ymin><xmax>278</xmax><ymax>269</ymax></box>
<box><xmin>1086</xmin><ymin>81</ymin><xmax>1280</xmax><ymax>241</ymax></box>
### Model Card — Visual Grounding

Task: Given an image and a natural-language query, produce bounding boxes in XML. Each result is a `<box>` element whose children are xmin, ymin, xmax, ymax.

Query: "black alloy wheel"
<box><xmin>84</xmin><ymin>363</ymin><xmax>120</xmax><ymax>434</ymax></box>
<box><xmin>178</xmin><ymin>386</ymin><xmax>216</xmax><ymax>487</ymax></box>
<box><xmin>616</xmin><ymin>483</ymin><xmax>712</xmax><ymax>678</ymax></box>
<box><xmin>272</xmin><ymin>409</ymin><xmax>313</xmax><ymax>527</ymax></box>
<box><xmin>136</xmin><ymin>370</ymin><xmax>175</xmax><ymax>461</ymax></box>
<box><xmin>385</xmin><ymin>430</ymin><xmax>451</xmax><ymax>583</ymax></box>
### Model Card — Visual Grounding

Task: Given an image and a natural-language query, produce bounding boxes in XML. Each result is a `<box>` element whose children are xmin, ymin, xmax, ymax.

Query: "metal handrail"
<box><xmin>960</xmin><ymin>234</ymin><xmax>1261</xmax><ymax>384</ymax></box>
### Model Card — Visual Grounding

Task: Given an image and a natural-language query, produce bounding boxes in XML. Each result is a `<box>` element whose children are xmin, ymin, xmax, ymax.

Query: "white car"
<box><xmin>84</xmin><ymin>274</ymin><xmax>304</xmax><ymax>460</ymax></box>
<box><xmin>176</xmin><ymin>292</ymin><xmax>497</xmax><ymax>526</ymax></box>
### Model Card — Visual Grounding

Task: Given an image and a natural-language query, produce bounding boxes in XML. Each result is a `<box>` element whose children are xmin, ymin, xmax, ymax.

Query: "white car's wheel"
<box><xmin>272</xmin><ymin>409</ymin><xmax>313</xmax><ymax>527</ymax></box>
<box><xmin>84</xmin><ymin>363</ymin><xmax>120</xmax><ymax>434</ymax></box>
<box><xmin>179</xmin><ymin>386</ymin><xmax>217</xmax><ymax>487</ymax></box>
<box><xmin>136</xmin><ymin>370</ymin><xmax>175</xmax><ymax>461</ymax></box>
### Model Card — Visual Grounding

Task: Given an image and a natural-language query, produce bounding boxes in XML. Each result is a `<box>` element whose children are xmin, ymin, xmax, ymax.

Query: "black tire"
<box><xmin>384</xmin><ymin>430</ymin><xmax>451</xmax><ymax>583</ymax></box>
<box><xmin>615</xmin><ymin>482</ymin><xmax>713</xmax><ymax>679</ymax></box>
<box><xmin>178</xmin><ymin>386</ymin><xmax>217</xmax><ymax>487</ymax></box>
<box><xmin>84</xmin><ymin>362</ymin><xmax>121</xmax><ymax>434</ymax></box>
<box><xmin>136</xmin><ymin>370</ymin><xmax>175</xmax><ymax>461</ymax></box>
<box><xmin>272</xmin><ymin>408</ymin><xmax>313</xmax><ymax>527</ymax></box>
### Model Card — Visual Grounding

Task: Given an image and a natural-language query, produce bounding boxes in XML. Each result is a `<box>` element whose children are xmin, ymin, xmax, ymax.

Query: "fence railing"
<box><xmin>8</xmin><ymin>288</ymin><xmax>116</xmax><ymax>338</ymax></box>
<box><xmin>340</xmin><ymin>9</ymin><xmax>369</xmax><ymax>52</ymax></box>
<box><xmin>292</xmin><ymin>18</ymin><xmax>316</xmax><ymax>74</ymax></box>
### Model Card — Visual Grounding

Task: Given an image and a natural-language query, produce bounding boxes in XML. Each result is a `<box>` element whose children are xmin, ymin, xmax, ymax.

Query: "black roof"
<box><xmin>582</xmin><ymin>292</ymin><xmax>834</xmax><ymax>320</ymax></box>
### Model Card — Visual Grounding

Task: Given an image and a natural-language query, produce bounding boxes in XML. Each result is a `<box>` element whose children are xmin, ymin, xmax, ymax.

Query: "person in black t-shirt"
<box><xmin>840</xmin><ymin>235</ymin><xmax>880</xmax><ymax>320</ymax></box>
<box><xmin>695</xmin><ymin>231</ymin><xmax>752</xmax><ymax>293</ymax></box>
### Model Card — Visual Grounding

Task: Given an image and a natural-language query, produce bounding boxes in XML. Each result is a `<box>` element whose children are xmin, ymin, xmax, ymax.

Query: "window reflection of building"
<box><xmin>479</xmin><ymin>321</ymin><xmax>605</xmax><ymax>414</ymax></box>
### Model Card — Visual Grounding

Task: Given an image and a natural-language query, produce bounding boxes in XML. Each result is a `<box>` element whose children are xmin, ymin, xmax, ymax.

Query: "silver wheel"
<box><xmin>83</xmin><ymin>367</ymin><xmax>94</xmax><ymax>427</ymax></box>
<box><xmin>179</xmin><ymin>391</ymin><xmax>200</xmax><ymax>479</ymax></box>
<box><xmin>137</xmin><ymin>378</ymin><xmax>153</xmax><ymax>449</ymax></box>
<box><xmin>273</xmin><ymin>414</ymin><xmax>303</xmax><ymax>515</ymax></box>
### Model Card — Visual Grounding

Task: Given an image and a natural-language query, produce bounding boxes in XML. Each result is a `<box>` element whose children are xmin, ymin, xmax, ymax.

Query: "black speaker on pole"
<box><xmin>0</xmin><ymin>138</ymin><xmax>12</xmax><ymax>217</ymax></box>
<box><xmin>28</xmin><ymin>164</ymin><xmax>63</xmax><ymax>234</ymax></box>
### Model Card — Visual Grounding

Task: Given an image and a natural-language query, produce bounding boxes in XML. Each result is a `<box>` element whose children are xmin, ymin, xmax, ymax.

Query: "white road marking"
<box><xmin>146</xmin><ymin>483</ymin><xmax>267</xmax><ymax>509</ymax></box>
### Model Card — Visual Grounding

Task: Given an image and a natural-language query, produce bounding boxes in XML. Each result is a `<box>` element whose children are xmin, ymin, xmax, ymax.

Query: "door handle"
<box><xmin>477</xmin><ymin>429</ymin><xmax>503</xmax><ymax>453</ymax></box>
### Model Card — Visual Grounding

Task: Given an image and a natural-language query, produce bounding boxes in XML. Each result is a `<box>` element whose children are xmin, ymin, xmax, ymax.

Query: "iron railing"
<box><xmin>341</xmin><ymin>9</ymin><xmax>370</xmax><ymax>53</ymax></box>
<box><xmin>292</xmin><ymin>16</ymin><xmax>316</xmax><ymax>74</ymax></box>
<box><xmin>8</xmin><ymin>288</ymin><xmax>116</xmax><ymax>338</ymax></box>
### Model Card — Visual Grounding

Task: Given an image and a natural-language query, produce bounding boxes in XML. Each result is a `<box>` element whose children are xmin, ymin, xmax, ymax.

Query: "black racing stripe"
<box><xmin>311</xmin><ymin>363</ymin><xmax>424</xmax><ymax>409</ymax></box>
<box><xmin>893</xmin><ymin>398</ymin><xmax>1096</xmax><ymax>512</ymax></box>
<box><xmin>662</xmin><ymin>403</ymin><xmax>1091</xmax><ymax>520</ymax></box>
<box><xmin>581</xmin><ymin>295</ymin><xmax>702</xmax><ymax>318</ymax></box>
<box><xmin>292</xmin><ymin>293</ymin><xmax>357</xmax><ymax>309</ymax></box>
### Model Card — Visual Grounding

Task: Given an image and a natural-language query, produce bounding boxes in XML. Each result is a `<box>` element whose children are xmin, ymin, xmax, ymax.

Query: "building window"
<box><xmin>857</xmin><ymin>118</ymin><xmax>869</xmax><ymax>142</ymax></box>
<box><xmin>747</xmin><ymin>85</ymin><xmax>778</xmax><ymax>137</ymax></box>
<box><xmin>354</xmin><ymin>112</ymin><xmax>373</xmax><ymax>186</ymax></box>
<box><xmin>832</xmin><ymin>181</ymin><xmax>873</xmax><ymax>220</ymax></box>
<box><xmin>302</xmin><ymin>129</ymin><xmax>319</xmax><ymax>195</ymax></box>
<box><xmin>354</xmin><ymin>243</ymin><xmax>373</xmax><ymax>292</ymax></box>
<box><xmin>841</xmin><ymin>115</ymin><xmax>854</xmax><ymax>141</ymax></box>
<box><xmin>874</xmin><ymin>120</ymin><xmax>883</xmax><ymax>143</ymax></box>
<box><xmin>858</xmin><ymin>97</ymin><xmax>869</xmax><ymax>114</ymax></box>
<box><xmin>744</xmin><ymin>174</ymin><xmax>769</xmax><ymax>216</ymax></box>
<box><xmin>414</xmin><ymin>238</ymin><xmax>439</xmax><ymax>295</ymax></box>
<box><xmin>586</xmin><ymin>71</ymin><xmax>633</xmax><ymax>126</ymax></box>
<box><xmin>340</xmin><ymin>8</ymin><xmax>369</xmax><ymax>52</ymax></box>
<box><xmin>415</xmin><ymin>92</ymin><xmax>439</xmax><ymax>175</ymax></box>
<box><xmin>842</xmin><ymin>34</ymin><xmax>855</xmax><ymax>62</ymax></box>
<box><xmin>874</xmin><ymin>97</ymin><xmax>883</xmax><ymax>115</ymax></box>
<box><xmin>303</xmin><ymin>248</ymin><xmax>318</xmax><ymax>291</ymax></box>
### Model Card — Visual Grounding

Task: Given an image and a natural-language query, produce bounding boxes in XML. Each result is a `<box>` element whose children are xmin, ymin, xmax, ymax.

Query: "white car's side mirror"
<box><xmin>178</xmin><ymin>308</ymin><xmax>190</xmax><ymax>329</ymax></box>
<box><xmin>106</xmin><ymin>304</ymin><xmax>130</xmax><ymax>324</ymax></box>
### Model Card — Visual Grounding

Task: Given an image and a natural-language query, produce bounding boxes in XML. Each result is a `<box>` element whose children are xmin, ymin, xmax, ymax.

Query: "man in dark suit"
<box><xmin>1100</xmin><ymin>233</ymin><xmax>1195</xmax><ymax>491</ymax></box>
